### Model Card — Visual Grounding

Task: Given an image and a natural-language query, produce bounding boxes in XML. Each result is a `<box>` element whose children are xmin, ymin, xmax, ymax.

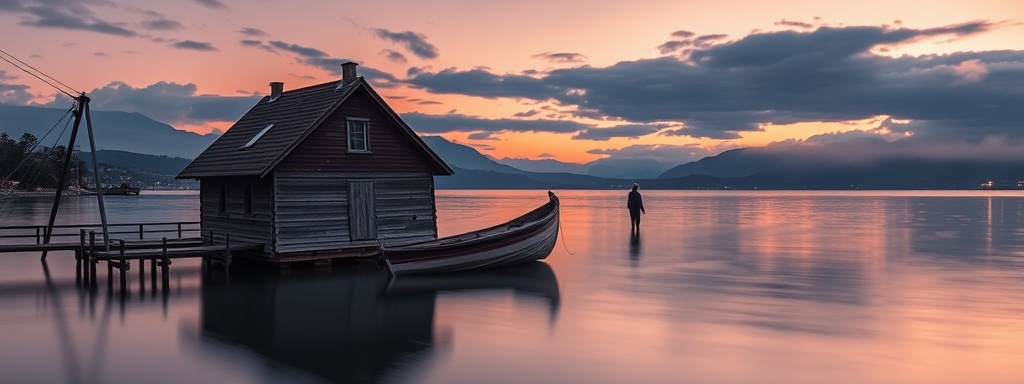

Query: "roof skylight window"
<box><xmin>240</xmin><ymin>123</ymin><xmax>274</xmax><ymax>150</ymax></box>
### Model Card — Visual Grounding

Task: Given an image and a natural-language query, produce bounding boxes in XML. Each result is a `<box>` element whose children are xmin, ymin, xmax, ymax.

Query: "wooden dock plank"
<box><xmin>86</xmin><ymin>243</ymin><xmax>264</xmax><ymax>260</ymax></box>
<box><xmin>0</xmin><ymin>242</ymin><xmax>83</xmax><ymax>253</ymax></box>
<box><xmin>0</xmin><ymin>237</ymin><xmax>208</xmax><ymax>254</ymax></box>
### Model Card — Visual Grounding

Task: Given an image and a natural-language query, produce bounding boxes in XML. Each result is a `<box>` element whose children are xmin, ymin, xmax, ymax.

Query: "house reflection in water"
<box><xmin>200</xmin><ymin>262</ymin><xmax>560</xmax><ymax>383</ymax></box>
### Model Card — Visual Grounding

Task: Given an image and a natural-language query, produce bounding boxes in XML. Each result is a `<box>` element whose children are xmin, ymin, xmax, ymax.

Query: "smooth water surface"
<box><xmin>2</xmin><ymin>190</ymin><xmax>1024</xmax><ymax>383</ymax></box>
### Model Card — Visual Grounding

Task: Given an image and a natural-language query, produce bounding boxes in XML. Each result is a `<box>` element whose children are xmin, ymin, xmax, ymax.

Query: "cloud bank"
<box><xmin>405</xmin><ymin>21</ymin><xmax>1024</xmax><ymax>142</ymax></box>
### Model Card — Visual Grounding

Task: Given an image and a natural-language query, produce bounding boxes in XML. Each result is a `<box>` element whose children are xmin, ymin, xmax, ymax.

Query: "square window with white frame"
<box><xmin>347</xmin><ymin>118</ymin><xmax>369</xmax><ymax>152</ymax></box>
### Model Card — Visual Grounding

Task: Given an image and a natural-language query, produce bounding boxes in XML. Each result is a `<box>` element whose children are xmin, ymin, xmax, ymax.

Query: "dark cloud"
<box><xmin>407</xmin><ymin>67</ymin><xmax>425</xmax><ymax>77</ymax></box>
<box><xmin>239</xmin><ymin>39</ymin><xmax>275</xmax><ymax>53</ymax></box>
<box><xmin>657</xmin><ymin>40</ymin><xmax>691</xmax><ymax>54</ymax></box>
<box><xmin>659</xmin><ymin>31</ymin><xmax>728</xmax><ymax>54</ymax></box>
<box><xmin>381</xmin><ymin>49</ymin><xmax>407</xmax><ymax>63</ymax></box>
<box><xmin>268</xmin><ymin>40</ymin><xmax>329</xmax><ymax>58</ymax></box>
<box><xmin>692</xmin><ymin>34</ymin><xmax>728</xmax><ymax>47</ymax></box>
<box><xmin>373</xmin><ymin>28</ymin><xmax>439</xmax><ymax>59</ymax></box>
<box><xmin>406</xmin><ymin>98</ymin><xmax>442</xmax><ymax>105</ymax></box>
<box><xmin>171</xmin><ymin>40</ymin><xmax>218</xmax><ymax>51</ymax></box>
<box><xmin>532</xmin><ymin>52</ymin><xmax>587</xmax><ymax>63</ymax></box>
<box><xmin>400</xmin><ymin>111</ymin><xmax>589</xmax><ymax>134</ymax></box>
<box><xmin>406</xmin><ymin>68</ymin><xmax>555</xmax><ymax>99</ymax></box>
<box><xmin>537</xmin><ymin>153</ymin><xmax>555</xmax><ymax>158</ymax></box>
<box><xmin>94</xmin><ymin>51</ymin><xmax>109</xmax><ymax>57</ymax></box>
<box><xmin>691</xmin><ymin>21</ymin><xmax>993</xmax><ymax>68</ymax></box>
<box><xmin>142</xmin><ymin>17</ymin><xmax>184</xmax><ymax>31</ymax></box>
<box><xmin>775</xmin><ymin>19</ymin><xmax>815</xmax><ymax>29</ymax></box>
<box><xmin>193</xmin><ymin>0</ymin><xmax>227</xmax><ymax>9</ymax></box>
<box><xmin>406</xmin><ymin>21</ymin><xmax>1024</xmax><ymax>142</ymax></box>
<box><xmin>41</xmin><ymin>81</ymin><xmax>262</xmax><ymax>126</ymax></box>
<box><xmin>0</xmin><ymin>75</ymin><xmax>34</xmax><ymax>105</ymax></box>
<box><xmin>467</xmin><ymin>132</ymin><xmax>499</xmax><ymax>140</ymax></box>
<box><xmin>514</xmin><ymin>109</ymin><xmax>541</xmax><ymax>118</ymax></box>
<box><xmin>0</xmin><ymin>0</ymin><xmax>136</xmax><ymax>37</ymax></box>
<box><xmin>241</xmin><ymin>40</ymin><xmax>400</xmax><ymax>87</ymax></box>
<box><xmin>240</xmin><ymin>27</ymin><xmax>267</xmax><ymax>37</ymax></box>
<box><xmin>571</xmin><ymin>124</ymin><xmax>670</xmax><ymax>141</ymax></box>
<box><xmin>762</xmin><ymin>134</ymin><xmax>1024</xmax><ymax>164</ymax></box>
<box><xmin>671</xmin><ymin>30</ymin><xmax>696</xmax><ymax>38</ymax></box>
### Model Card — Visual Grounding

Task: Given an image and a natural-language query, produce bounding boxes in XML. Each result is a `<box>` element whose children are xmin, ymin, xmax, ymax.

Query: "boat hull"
<box><xmin>81</xmin><ymin>186</ymin><xmax>141</xmax><ymax>195</ymax></box>
<box><xmin>384</xmin><ymin>192</ymin><xmax>560</xmax><ymax>275</ymax></box>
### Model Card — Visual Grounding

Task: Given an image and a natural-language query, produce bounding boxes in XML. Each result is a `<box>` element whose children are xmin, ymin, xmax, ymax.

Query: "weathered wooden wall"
<box><xmin>273</xmin><ymin>171</ymin><xmax>438</xmax><ymax>256</ymax></box>
<box><xmin>199</xmin><ymin>175</ymin><xmax>274</xmax><ymax>254</ymax></box>
<box><xmin>374</xmin><ymin>178</ymin><xmax>438</xmax><ymax>244</ymax></box>
<box><xmin>274</xmin><ymin>172</ymin><xmax>350</xmax><ymax>254</ymax></box>
<box><xmin>275</xmin><ymin>87</ymin><xmax>435</xmax><ymax>174</ymax></box>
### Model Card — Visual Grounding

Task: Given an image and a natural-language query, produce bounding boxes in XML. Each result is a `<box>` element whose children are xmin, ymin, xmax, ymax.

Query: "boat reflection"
<box><xmin>200</xmin><ymin>261</ymin><xmax>560</xmax><ymax>383</ymax></box>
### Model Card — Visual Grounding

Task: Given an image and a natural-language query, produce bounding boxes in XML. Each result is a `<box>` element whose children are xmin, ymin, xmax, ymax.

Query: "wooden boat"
<box><xmin>81</xmin><ymin>183</ymin><xmax>141</xmax><ymax>195</ymax></box>
<box><xmin>382</xmin><ymin>191</ymin><xmax>560</xmax><ymax>275</ymax></box>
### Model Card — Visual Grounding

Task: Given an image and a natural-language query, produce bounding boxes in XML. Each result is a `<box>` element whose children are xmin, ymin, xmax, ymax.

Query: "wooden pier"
<box><xmin>0</xmin><ymin>221</ymin><xmax>264</xmax><ymax>293</ymax></box>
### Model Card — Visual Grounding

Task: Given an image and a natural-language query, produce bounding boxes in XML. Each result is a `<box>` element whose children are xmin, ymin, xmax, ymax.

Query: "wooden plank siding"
<box><xmin>374</xmin><ymin>178</ymin><xmax>438</xmax><ymax>245</ymax></box>
<box><xmin>273</xmin><ymin>172</ymin><xmax>351</xmax><ymax>254</ymax></box>
<box><xmin>199</xmin><ymin>176</ymin><xmax>274</xmax><ymax>255</ymax></box>
<box><xmin>272</xmin><ymin>172</ymin><xmax>438</xmax><ymax>257</ymax></box>
<box><xmin>348</xmin><ymin>181</ymin><xmax>376</xmax><ymax>240</ymax></box>
<box><xmin>275</xmin><ymin>87</ymin><xmax>435</xmax><ymax>174</ymax></box>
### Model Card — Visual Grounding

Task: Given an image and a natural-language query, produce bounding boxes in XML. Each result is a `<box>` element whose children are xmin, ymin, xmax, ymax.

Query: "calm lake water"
<box><xmin>2</xmin><ymin>190</ymin><xmax>1024</xmax><ymax>383</ymax></box>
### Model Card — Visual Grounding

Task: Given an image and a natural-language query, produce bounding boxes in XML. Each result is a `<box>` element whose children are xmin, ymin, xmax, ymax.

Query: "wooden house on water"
<box><xmin>176</xmin><ymin>62</ymin><xmax>453</xmax><ymax>262</ymax></box>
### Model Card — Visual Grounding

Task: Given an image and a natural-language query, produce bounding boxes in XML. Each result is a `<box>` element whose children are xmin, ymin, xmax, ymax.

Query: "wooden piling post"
<box><xmin>224</xmin><ymin>232</ymin><xmax>232</xmax><ymax>275</ymax></box>
<box><xmin>150</xmin><ymin>257</ymin><xmax>157</xmax><ymax>293</ymax></box>
<box><xmin>118</xmin><ymin>239</ymin><xmax>128</xmax><ymax>294</ymax></box>
<box><xmin>107</xmin><ymin>244</ymin><xmax>114</xmax><ymax>291</ymax></box>
<box><xmin>88</xmin><ymin>231</ymin><xmax>97</xmax><ymax>288</ymax></box>
<box><xmin>160</xmin><ymin>237</ymin><xmax>170</xmax><ymax>291</ymax></box>
<box><xmin>138</xmin><ymin>257</ymin><xmax>145</xmax><ymax>294</ymax></box>
<box><xmin>76</xmin><ymin>229</ymin><xmax>86</xmax><ymax>282</ymax></box>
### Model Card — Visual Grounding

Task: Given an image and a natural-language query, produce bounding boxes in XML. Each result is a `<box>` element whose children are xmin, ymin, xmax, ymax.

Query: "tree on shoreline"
<box><xmin>0</xmin><ymin>132</ymin><xmax>83</xmax><ymax>191</ymax></box>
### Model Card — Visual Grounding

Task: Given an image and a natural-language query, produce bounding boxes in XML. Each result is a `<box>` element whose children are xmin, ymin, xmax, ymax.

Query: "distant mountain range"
<box><xmin>659</xmin><ymin>146</ymin><xmax>1024</xmax><ymax>190</ymax></box>
<box><xmin>425</xmin><ymin>136</ymin><xmax>1020</xmax><ymax>190</ymax></box>
<box><xmin>4</xmin><ymin>104</ymin><xmax>1016</xmax><ymax>190</ymax></box>
<box><xmin>0</xmin><ymin>104</ymin><xmax>217</xmax><ymax>159</ymax></box>
<box><xmin>493</xmin><ymin>152</ymin><xmax>674</xmax><ymax>179</ymax></box>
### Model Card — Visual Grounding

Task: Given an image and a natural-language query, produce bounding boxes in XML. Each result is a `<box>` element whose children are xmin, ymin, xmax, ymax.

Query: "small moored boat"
<box><xmin>81</xmin><ymin>183</ymin><xmax>141</xmax><ymax>195</ymax></box>
<box><xmin>382</xmin><ymin>191</ymin><xmax>560</xmax><ymax>275</ymax></box>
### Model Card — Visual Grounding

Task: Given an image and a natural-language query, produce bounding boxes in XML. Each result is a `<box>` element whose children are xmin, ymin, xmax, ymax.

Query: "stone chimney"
<box><xmin>269</xmin><ymin>82</ymin><xmax>283</xmax><ymax>101</ymax></box>
<box><xmin>341</xmin><ymin>62</ymin><xmax>359</xmax><ymax>84</ymax></box>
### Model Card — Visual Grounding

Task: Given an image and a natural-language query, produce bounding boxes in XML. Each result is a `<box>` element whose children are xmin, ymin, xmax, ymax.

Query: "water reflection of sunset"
<box><xmin>457</xmin><ymin>190</ymin><xmax>1024</xmax><ymax>383</ymax></box>
<box><xmin>3</xmin><ymin>191</ymin><xmax>1024</xmax><ymax>383</ymax></box>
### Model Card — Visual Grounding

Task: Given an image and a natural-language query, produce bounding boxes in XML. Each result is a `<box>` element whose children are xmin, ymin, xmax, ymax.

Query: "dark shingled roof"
<box><xmin>177</xmin><ymin>78</ymin><xmax>452</xmax><ymax>179</ymax></box>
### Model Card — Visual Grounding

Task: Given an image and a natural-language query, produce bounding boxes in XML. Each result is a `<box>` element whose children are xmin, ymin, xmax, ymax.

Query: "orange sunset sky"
<box><xmin>2</xmin><ymin>0</ymin><xmax>1023</xmax><ymax>165</ymax></box>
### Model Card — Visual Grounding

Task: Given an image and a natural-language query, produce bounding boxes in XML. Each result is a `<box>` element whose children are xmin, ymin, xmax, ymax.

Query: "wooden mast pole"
<box><xmin>41</xmin><ymin>93</ymin><xmax>87</xmax><ymax>261</ymax></box>
<box><xmin>84</xmin><ymin>101</ymin><xmax>110</xmax><ymax>250</ymax></box>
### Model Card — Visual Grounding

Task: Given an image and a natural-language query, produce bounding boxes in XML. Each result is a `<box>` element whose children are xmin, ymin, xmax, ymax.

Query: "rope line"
<box><xmin>558</xmin><ymin>221</ymin><xmax>574</xmax><ymax>255</ymax></box>
<box><xmin>0</xmin><ymin>49</ymin><xmax>78</xmax><ymax>97</ymax></box>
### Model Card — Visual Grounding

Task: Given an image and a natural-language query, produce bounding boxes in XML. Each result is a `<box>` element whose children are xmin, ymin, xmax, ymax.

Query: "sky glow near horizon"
<box><xmin>1</xmin><ymin>0</ymin><xmax>1023</xmax><ymax>165</ymax></box>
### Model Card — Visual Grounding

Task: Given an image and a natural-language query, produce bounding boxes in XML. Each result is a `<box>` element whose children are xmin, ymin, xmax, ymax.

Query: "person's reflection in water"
<box><xmin>629</xmin><ymin>230</ymin><xmax>641</xmax><ymax>267</ymax></box>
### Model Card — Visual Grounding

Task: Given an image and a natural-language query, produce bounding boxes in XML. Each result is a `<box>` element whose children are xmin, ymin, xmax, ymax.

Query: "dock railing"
<box><xmin>0</xmin><ymin>221</ymin><xmax>202</xmax><ymax>246</ymax></box>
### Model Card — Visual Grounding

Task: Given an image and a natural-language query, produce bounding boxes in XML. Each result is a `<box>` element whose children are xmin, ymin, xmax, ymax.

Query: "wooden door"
<box><xmin>348</xmin><ymin>181</ymin><xmax>376</xmax><ymax>240</ymax></box>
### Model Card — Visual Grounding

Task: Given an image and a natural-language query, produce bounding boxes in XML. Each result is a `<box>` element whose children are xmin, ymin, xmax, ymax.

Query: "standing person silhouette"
<box><xmin>627</xmin><ymin>183</ymin><xmax>645</xmax><ymax>232</ymax></box>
